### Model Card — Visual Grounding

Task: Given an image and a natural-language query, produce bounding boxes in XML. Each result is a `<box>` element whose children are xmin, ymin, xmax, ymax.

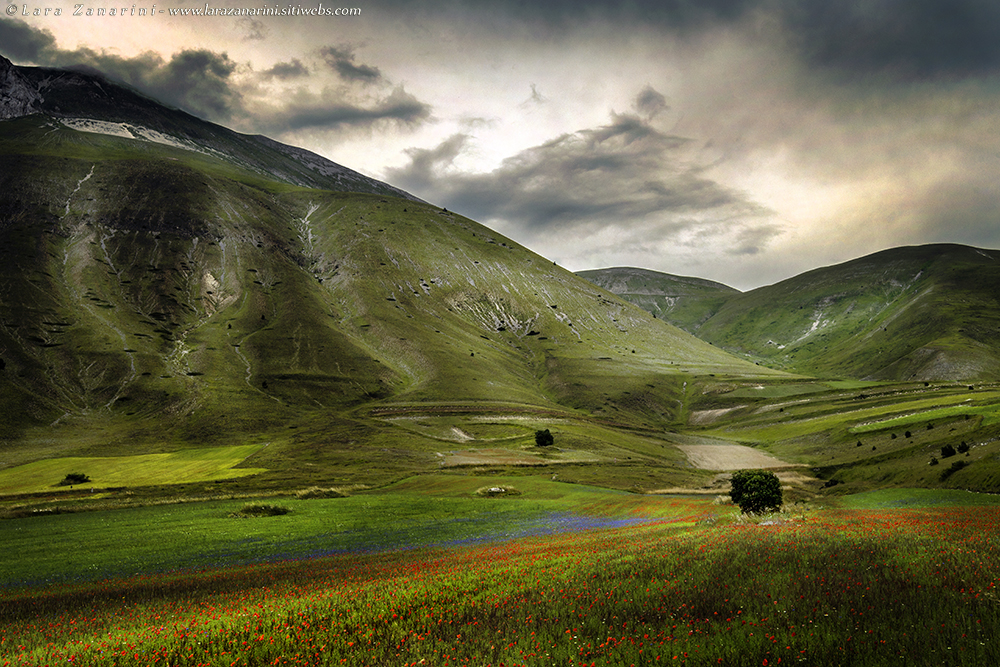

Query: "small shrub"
<box><xmin>929</xmin><ymin>457</ymin><xmax>939</xmax><ymax>466</ymax></box>
<box><xmin>905</xmin><ymin>431</ymin><xmax>912</xmax><ymax>439</ymax></box>
<box><xmin>957</xmin><ymin>441</ymin><xmax>970</xmax><ymax>454</ymax></box>
<box><xmin>534</xmin><ymin>429</ymin><xmax>554</xmax><ymax>447</ymax></box>
<box><xmin>941</xmin><ymin>444</ymin><xmax>957</xmax><ymax>458</ymax></box>
<box><xmin>939</xmin><ymin>460</ymin><xmax>968</xmax><ymax>481</ymax></box>
<box><xmin>231</xmin><ymin>503</ymin><xmax>291</xmax><ymax>518</ymax></box>
<box><xmin>56</xmin><ymin>473</ymin><xmax>91</xmax><ymax>487</ymax></box>
<box><xmin>729</xmin><ymin>470</ymin><xmax>782</xmax><ymax>514</ymax></box>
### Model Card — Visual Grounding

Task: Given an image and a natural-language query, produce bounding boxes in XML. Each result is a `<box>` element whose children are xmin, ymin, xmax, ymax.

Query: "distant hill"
<box><xmin>581</xmin><ymin>245</ymin><xmax>1000</xmax><ymax>381</ymax></box>
<box><xmin>696</xmin><ymin>244</ymin><xmax>1000</xmax><ymax>381</ymax></box>
<box><xmin>576</xmin><ymin>267</ymin><xmax>739</xmax><ymax>334</ymax></box>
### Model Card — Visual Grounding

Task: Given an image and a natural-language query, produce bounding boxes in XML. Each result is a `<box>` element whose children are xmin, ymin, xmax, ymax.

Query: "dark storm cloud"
<box><xmin>59</xmin><ymin>48</ymin><xmax>241</xmax><ymax>119</ymax></box>
<box><xmin>0</xmin><ymin>18</ymin><xmax>56</xmax><ymax>61</ymax></box>
<box><xmin>0</xmin><ymin>19</ymin><xmax>432</xmax><ymax>133</ymax></box>
<box><xmin>388</xmin><ymin>110</ymin><xmax>774</xmax><ymax>250</ymax></box>
<box><xmin>320</xmin><ymin>45</ymin><xmax>382</xmax><ymax>84</ymax></box>
<box><xmin>143</xmin><ymin>49</ymin><xmax>241</xmax><ymax>119</ymax></box>
<box><xmin>381</xmin><ymin>0</ymin><xmax>754</xmax><ymax>32</ymax></box>
<box><xmin>0</xmin><ymin>20</ymin><xmax>242</xmax><ymax>119</ymax></box>
<box><xmin>384</xmin><ymin>0</ymin><xmax>1000</xmax><ymax>82</ymax></box>
<box><xmin>781</xmin><ymin>0</ymin><xmax>1000</xmax><ymax>80</ymax></box>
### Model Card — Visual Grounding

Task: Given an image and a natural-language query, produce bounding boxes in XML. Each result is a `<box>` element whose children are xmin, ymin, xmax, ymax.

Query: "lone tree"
<box><xmin>534</xmin><ymin>429</ymin><xmax>554</xmax><ymax>447</ymax></box>
<box><xmin>729</xmin><ymin>469</ymin><xmax>783</xmax><ymax>514</ymax></box>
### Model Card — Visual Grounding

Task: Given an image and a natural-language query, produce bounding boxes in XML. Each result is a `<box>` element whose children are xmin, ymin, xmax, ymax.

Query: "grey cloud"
<box><xmin>728</xmin><ymin>224</ymin><xmax>783</xmax><ymax>256</ymax></box>
<box><xmin>0</xmin><ymin>19</ymin><xmax>242</xmax><ymax>121</ymax></box>
<box><xmin>143</xmin><ymin>49</ymin><xmax>241</xmax><ymax>119</ymax></box>
<box><xmin>388</xmin><ymin>108</ymin><xmax>776</xmax><ymax>256</ymax></box>
<box><xmin>893</xmin><ymin>175</ymin><xmax>1000</xmax><ymax>250</ymax></box>
<box><xmin>57</xmin><ymin>47</ymin><xmax>240</xmax><ymax>120</ymax></box>
<box><xmin>264</xmin><ymin>59</ymin><xmax>310</xmax><ymax>80</ymax></box>
<box><xmin>633</xmin><ymin>86</ymin><xmax>668</xmax><ymax>119</ymax></box>
<box><xmin>378</xmin><ymin>0</ymin><xmax>753</xmax><ymax>33</ymax></box>
<box><xmin>780</xmin><ymin>0</ymin><xmax>1000</xmax><ymax>81</ymax></box>
<box><xmin>397</xmin><ymin>133</ymin><xmax>468</xmax><ymax>190</ymax></box>
<box><xmin>275</xmin><ymin>86</ymin><xmax>431</xmax><ymax>132</ymax></box>
<box><xmin>0</xmin><ymin>19</ymin><xmax>55</xmax><ymax>61</ymax></box>
<box><xmin>379</xmin><ymin>1</ymin><xmax>1000</xmax><ymax>83</ymax></box>
<box><xmin>1</xmin><ymin>19</ymin><xmax>432</xmax><ymax>135</ymax></box>
<box><xmin>320</xmin><ymin>45</ymin><xmax>382</xmax><ymax>84</ymax></box>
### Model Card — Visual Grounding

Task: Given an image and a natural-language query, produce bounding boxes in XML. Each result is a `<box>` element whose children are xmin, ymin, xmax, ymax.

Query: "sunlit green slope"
<box><xmin>695</xmin><ymin>244</ymin><xmax>1000</xmax><ymax>380</ymax></box>
<box><xmin>0</xmin><ymin>110</ymin><xmax>780</xmax><ymax>475</ymax></box>
<box><xmin>589</xmin><ymin>246</ymin><xmax>1000</xmax><ymax>382</ymax></box>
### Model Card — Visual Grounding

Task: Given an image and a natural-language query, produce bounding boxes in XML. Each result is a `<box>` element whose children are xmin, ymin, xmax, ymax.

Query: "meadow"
<box><xmin>2</xmin><ymin>482</ymin><xmax>999</xmax><ymax>666</ymax></box>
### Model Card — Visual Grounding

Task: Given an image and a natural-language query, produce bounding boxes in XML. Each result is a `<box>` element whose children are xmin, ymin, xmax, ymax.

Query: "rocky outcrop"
<box><xmin>0</xmin><ymin>55</ymin><xmax>41</xmax><ymax>119</ymax></box>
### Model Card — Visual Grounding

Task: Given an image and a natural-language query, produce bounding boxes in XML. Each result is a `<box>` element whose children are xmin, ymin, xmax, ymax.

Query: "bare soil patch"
<box><xmin>437</xmin><ymin>447</ymin><xmax>600</xmax><ymax>467</ymax></box>
<box><xmin>676</xmin><ymin>444</ymin><xmax>796</xmax><ymax>470</ymax></box>
<box><xmin>688</xmin><ymin>406</ymin><xmax>746</xmax><ymax>426</ymax></box>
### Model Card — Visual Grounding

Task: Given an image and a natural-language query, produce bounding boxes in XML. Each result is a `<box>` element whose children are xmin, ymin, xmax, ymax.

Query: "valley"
<box><xmin>2</xmin><ymin>52</ymin><xmax>1000</xmax><ymax>667</ymax></box>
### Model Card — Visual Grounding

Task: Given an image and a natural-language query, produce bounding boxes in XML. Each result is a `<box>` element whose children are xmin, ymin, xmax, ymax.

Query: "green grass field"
<box><xmin>0</xmin><ymin>445</ymin><xmax>266</xmax><ymax>496</ymax></box>
<box><xmin>2</xmin><ymin>484</ymin><xmax>999</xmax><ymax>666</ymax></box>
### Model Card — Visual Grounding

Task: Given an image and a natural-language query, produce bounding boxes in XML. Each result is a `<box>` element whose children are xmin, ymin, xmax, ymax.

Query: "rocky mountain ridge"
<box><xmin>0</xmin><ymin>54</ymin><xmax>41</xmax><ymax>118</ymax></box>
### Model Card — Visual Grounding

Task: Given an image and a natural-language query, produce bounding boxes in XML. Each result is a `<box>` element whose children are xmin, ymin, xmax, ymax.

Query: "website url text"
<box><xmin>5</xmin><ymin>4</ymin><xmax>360</xmax><ymax>17</ymax></box>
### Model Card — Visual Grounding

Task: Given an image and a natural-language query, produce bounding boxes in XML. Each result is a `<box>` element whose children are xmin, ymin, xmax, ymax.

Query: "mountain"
<box><xmin>592</xmin><ymin>245</ymin><xmax>1000</xmax><ymax>381</ymax></box>
<box><xmin>576</xmin><ymin>267</ymin><xmax>739</xmax><ymax>334</ymax></box>
<box><xmin>0</xmin><ymin>54</ymin><xmax>777</xmax><ymax>481</ymax></box>
<box><xmin>0</xmin><ymin>55</ymin><xmax>418</xmax><ymax>199</ymax></box>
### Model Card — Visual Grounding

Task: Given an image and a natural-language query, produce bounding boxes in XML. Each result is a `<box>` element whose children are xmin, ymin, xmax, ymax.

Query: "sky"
<box><xmin>4</xmin><ymin>0</ymin><xmax>1000</xmax><ymax>290</ymax></box>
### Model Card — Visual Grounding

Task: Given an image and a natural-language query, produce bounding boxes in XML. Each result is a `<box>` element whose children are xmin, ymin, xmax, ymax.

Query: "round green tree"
<box><xmin>729</xmin><ymin>469</ymin><xmax>783</xmax><ymax>514</ymax></box>
<box><xmin>534</xmin><ymin>429</ymin><xmax>554</xmax><ymax>447</ymax></box>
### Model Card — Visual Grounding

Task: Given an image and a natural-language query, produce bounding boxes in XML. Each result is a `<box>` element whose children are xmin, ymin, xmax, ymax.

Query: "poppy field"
<box><xmin>2</xmin><ymin>493</ymin><xmax>999</xmax><ymax>666</ymax></box>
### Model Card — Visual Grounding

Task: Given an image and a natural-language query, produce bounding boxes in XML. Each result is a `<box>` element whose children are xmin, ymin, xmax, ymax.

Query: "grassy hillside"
<box><xmin>586</xmin><ymin>247</ymin><xmax>1000</xmax><ymax>383</ymax></box>
<box><xmin>634</xmin><ymin>245</ymin><xmax>1000</xmax><ymax>381</ymax></box>
<box><xmin>577</xmin><ymin>267</ymin><xmax>739</xmax><ymax>333</ymax></box>
<box><xmin>682</xmin><ymin>376</ymin><xmax>1000</xmax><ymax>495</ymax></box>
<box><xmin>0</xmin><ymin>113</ymin><xmax>784</xmax><ymax>494</ymax></box>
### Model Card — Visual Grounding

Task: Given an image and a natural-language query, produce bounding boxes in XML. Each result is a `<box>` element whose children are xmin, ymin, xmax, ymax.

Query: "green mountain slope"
<box><xmin>0</xmin><ymin>59</ymin><xmax>783</xmax><ymax>488</ymax></box>
<box><xmin>576</xmin><ymin>267</ymin><xmax>739</xmax><ymax>333</ymax></box>
<box><xmin>695</xmin><ymin>244</ymin><xmax>1000</xmax><ymax>381</ymax></box>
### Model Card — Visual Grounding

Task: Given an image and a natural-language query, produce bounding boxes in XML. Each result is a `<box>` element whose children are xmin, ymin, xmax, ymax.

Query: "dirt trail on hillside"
<box><xmin>675</xmin><ymin>444</ymin><xmax>796</xmax><ymax>470</ymax></box>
